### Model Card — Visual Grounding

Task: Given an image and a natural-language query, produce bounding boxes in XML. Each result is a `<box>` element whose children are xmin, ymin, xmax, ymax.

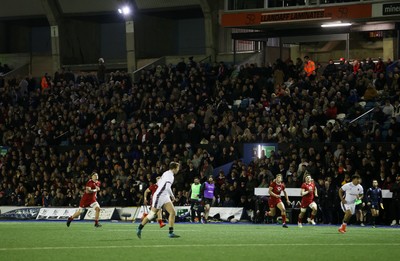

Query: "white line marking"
<box><xmin>97</xmin><ymin>229</ymin><xmax>200</xmax><ymax>232</ymax></box>
<box><xmin>1</xmin><ymin>243</ymin><xmax>400</xmax><ymax>251</ymax></box>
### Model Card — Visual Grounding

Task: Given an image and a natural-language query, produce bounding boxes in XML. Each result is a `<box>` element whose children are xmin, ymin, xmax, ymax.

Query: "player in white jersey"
<box><xmin>137</xmin><ymin>162</ymin><xmax>180</xmax><ymax>238</ymax></box>
<box><xmin>338</xmin><ymin>174</ymin><xmax>364</xmax><ymax>233</ymax></box>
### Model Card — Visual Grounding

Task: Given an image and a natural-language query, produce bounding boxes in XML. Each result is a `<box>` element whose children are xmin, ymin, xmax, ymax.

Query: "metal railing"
<box><xmin>199</xmin><ymin>55</ymin><xmax>212</xmax><ymax>64</ymax></box>
<box><xmin>62</xmin><ymin>61</ymin><xmax>127</xmax><ymax>72</ymax></box>
<box><xmin>349</xmin><ymin>107</ymin><xmax>375</xmax><ymax>124</ymax></box>
<box><xmin>0</xmin><ymin>63</ymin><xmax>30</xmax><ymax>78</ymax></box>
<box><xmin>132</xmin><ymin>56</ymin><xmax>166</xmax><ymax>82</ymax></box>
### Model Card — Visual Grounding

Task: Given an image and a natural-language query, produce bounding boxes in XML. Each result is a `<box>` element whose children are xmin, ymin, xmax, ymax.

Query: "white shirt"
<box><xmin>382</xmin><ymin>104</ymin><xmax>394</xmax><ymax>116</ymax></box>
<box><xmin>155</xmin><ymin>170</ymin><xmax>174</xmax><ymax>198</ymax></box>
<box><xmin>341</xmin><ymin>182</ymin><xmax>364</xmax><ymax>204</ymax></box>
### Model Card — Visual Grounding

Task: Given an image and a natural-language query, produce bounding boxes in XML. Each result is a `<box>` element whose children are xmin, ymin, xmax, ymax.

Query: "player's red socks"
<box><xmin>310</xmin><ymin>214</ymin><xmax>315</xmax><ymax>221</ymax></box>
<box><xmin>282</xmin><ymin>215</ymin><xmax>286</xmax><ymax>224</ymax></box>
<box><xmin>158</xmin><ymin>219</ymin><xmax>165</xmax><ymax>228</ymax></box>
<box><xmin>298</xmin><ymin>216</ymin><xmax>302</xmax><ymax>223</ymax></box>
<box><xmin>95</xmin><ymin>220</ymin><xmax>99</xmax><ymax>225</ymax></box>
<box><xmin>340</xmin><ymin>223</ymin><xmax>347</xmax><ymax>232</ymax></box>
<box><xmin>68</xmin><ymin>217</ymin><xmax>73</xmax><ymax>221</ymax></box>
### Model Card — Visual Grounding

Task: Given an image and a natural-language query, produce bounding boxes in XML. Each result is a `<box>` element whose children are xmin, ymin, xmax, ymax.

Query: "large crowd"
<box><xmin>0</xmin><ymin>55</ymin><xmax>400</xmax><ymax>225</ymax></box>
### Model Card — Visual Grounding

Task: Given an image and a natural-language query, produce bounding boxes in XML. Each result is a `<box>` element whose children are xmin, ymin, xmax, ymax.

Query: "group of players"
<box><xmin>65</xmin><ymin>161</ymin><xmax>384</xmax><ymax>237</ymax></box>
<box><xmin>266</xmin><ymin>172</ymin><xmax>383</xmax><ymax>233</ymax></box>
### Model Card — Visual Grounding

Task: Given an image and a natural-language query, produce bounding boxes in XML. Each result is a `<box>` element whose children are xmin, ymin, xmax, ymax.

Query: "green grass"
<box><xmin>1</xmin><ymin>221</ymin><xmax>400</xmax><ymax>261</ymax></box>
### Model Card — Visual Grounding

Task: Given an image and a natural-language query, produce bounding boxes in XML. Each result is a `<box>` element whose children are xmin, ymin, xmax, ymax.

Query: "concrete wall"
<box><xmin>298</xmin><ymin>33</ymin><xmax>385</xmax><ymax>63</ymax></box>
<box><xmin>265</xmin><ymin>47</ymin><xmax>290</xmax><ymax>64</ymax></box>
<box><xmin>31</xmin><ymin>55</ymin><xmax>52</xmax><ymax>77</ymax></box>
<box><xmin>296</xmin><ymin>49</ymin><xmax>383</xmax><ymax>64</ymax></box>
<box><xmin>383</xmin><ymin>37</ymin><xmax>396</xmax><ymax>61</ymax></box>
<box><xmin>0</xmin><ymin>53</ymin><xmax>30</xmax><ymax>68</ymax></box>
<box><xmin>165</xmin><ymin>54</ymin><xmax>209</xmax><ymax>65</ymax></box>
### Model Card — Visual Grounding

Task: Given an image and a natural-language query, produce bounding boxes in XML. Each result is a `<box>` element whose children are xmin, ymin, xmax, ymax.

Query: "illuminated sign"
<box><xmin>221</xmin><ymin>4</ymin><xmax>372</xmax><ymax>27</ymax></box>
<box><xmin>383</xmin><ymin>3</ymin><xmax>400</xmax><ymax>16</ymax></box>
<box><xmin>261</xmin><ymin>9</ymin><xmax>329</xmax><ymax>24</ymax></box>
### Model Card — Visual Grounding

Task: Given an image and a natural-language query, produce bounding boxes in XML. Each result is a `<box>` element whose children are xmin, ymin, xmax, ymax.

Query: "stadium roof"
<box><xmin>0</xmin><ymin>0</ymin><xmax>202</xmax><ymax>20</ymax></box>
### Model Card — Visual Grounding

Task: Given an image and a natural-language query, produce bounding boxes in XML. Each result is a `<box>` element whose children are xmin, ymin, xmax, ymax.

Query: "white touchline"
<box><xmin>97</xmin><ymin>229</ymin><xmax>200</xmax><ymax>232</ymax></box>
<box><xmin>1</xmin><ymin>243</ymin><xmax>400</xmax><ymax>251</ymax></box>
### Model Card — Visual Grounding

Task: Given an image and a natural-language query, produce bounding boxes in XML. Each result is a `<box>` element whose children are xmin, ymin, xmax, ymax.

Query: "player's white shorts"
<box><xmin>341</xmin><ymin>202</ymin><xmax>355</xmax><ymax>215</ymax></box>
<box><xmin>152</xmin><ymin>194</ymin><xmax>171</xmax><ymax>209</ymax></box>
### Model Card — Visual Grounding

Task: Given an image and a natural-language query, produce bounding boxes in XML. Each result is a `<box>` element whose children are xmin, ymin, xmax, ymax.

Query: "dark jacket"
<box><xmin>390</xmin><ymin>181</ymin><xmax>400</xmax><ymax>200</ymax></box>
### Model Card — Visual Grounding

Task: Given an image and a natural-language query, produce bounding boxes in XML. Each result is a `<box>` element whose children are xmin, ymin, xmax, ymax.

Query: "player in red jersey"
<box><xmin>265</xmin><ymin>174</ymin><xmax>291</xmax><ymax>228</ymax></box>
<box><xmin>143</xmin><ymin>176</ymin><xmax>165</xmax><ymax>228</ymax></box>
<box><xmin>67</xmin><ymin>172</ymin><xmax>102</xmax><ymax>228</ymax></box>
<box><xmin>298</xmin><ymin>173</ymin><xmax>318</xmax><ymax>227</ymax></box>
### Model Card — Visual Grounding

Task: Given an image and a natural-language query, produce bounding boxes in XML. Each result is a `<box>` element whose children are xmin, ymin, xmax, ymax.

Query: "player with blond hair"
<box><xmin>265</xmin><ymin>174</ymin><xmax>291</xmax><ymax>228</ymax></box>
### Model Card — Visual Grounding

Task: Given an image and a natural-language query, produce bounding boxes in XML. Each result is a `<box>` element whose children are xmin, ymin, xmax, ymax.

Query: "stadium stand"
<box><xmin>1</xmin><ymin>56</ymin><xmax>400</xmax><ymax>225</ymax></box>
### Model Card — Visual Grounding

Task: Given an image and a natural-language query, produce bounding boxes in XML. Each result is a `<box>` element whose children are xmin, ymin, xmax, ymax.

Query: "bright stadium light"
<box><xmin>118</xmin><ymin>6</ymin><xmax>131</xmax><ymax>16</ymax></box>
<box><xmin>321</xmin><ymin>22</ymin><xmax>352</xmax><ymax>28</ymax></box>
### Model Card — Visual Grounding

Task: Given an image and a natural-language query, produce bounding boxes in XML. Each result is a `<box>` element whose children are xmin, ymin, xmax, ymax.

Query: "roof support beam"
<box><xmin>41</xmin><ymin>0</ymin><xmax>63</xmax><ymax>74</ymax></box>
<box><xmin>199</xmin><ymin>0</ymin><xmax>221</xmax><ymax>63</ymax></box>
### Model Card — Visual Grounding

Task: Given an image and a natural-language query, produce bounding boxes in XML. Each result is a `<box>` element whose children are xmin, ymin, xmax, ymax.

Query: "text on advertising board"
<box><xmin>383</xmin><ymin>3</ymin><xmax>400</xmax><ymax>16</ymax></box>
<box><xmin>261</xmin><ymin>9</ymin><xmax>328</xmax><ymax>23</ymax></box>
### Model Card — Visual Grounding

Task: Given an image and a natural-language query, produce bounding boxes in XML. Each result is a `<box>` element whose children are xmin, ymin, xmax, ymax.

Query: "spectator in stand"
<box><xmin>97</xmin><ymin>58</ymin><xmax>106</xmax><ymax>84</ymax></box>
<box><xmin>0</xmin><ymin>192</ymin><xmax>7</xmax><ymax>205</ymax></box>
<box><xmin>323</xmin><ymin>59</ymin><xmax>337</xmax><ymax>78</ymax></box>
<box><xmin>326</xmin><ymin>101</ymin><xmax>338</xmax><ymax>119</ymax></box>
<box><xmin>382</xmin><ymin>99</ymin><xmax>394</xmax><ymax>118</ymax></box>
<box><xmin>363</xmin><ymin>83</ymin><xmax>378</xmax><ymax>101</ymax></box>
<box><xmin>352</xmin><ymin>59</ymin><xmax>361</xmax><ymax>75</ymax></box>
<box><xmin>303</xmin><ymin>56</ymin><xmax>316</xmax><ymax>80</ymax></box>
<box><xmin>40</xmin><ymin>73</ymin><xmax>50</xmax><ymax>91</ymax></box>
<box><xmin>390</xmin><ymin>175</ymin><xmax>400</xmax><ymax>226</ymax></box>
<box><xmin>374</xmin><ymin>57</ymin><xmax>385</xmax><ymax>74</ymax></box>
<box><xmin>365</xmin><ymin>57</ymin><xmax>375</xmax><ymax>71</ymax></box>
<box><xmin>374</xmin><ymin>73</ymin><xmax>386</xmax><ymax>91</ymax></box>
<box><xmin>1</xmin><ymin>54</ymin><xmax>400</xmax><ymax>226</ymax></box>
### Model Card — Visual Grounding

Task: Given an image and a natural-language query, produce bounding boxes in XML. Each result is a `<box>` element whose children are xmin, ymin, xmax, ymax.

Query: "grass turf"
<box><xmin>0</xmin><ymin>221</ymin><xmax>399</xmax><ymax>261</ymax></box>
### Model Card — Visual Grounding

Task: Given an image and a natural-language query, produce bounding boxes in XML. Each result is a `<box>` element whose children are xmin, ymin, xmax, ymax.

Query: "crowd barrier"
<box><xmin>37</xmin><ymin>208</ymin><xmax>78</xmax><ymax>220</ymax></box>
<box><xmin>0</xmin><ymin>206</ymin><xmax>244</xmax><ymax>221</ymax></box>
